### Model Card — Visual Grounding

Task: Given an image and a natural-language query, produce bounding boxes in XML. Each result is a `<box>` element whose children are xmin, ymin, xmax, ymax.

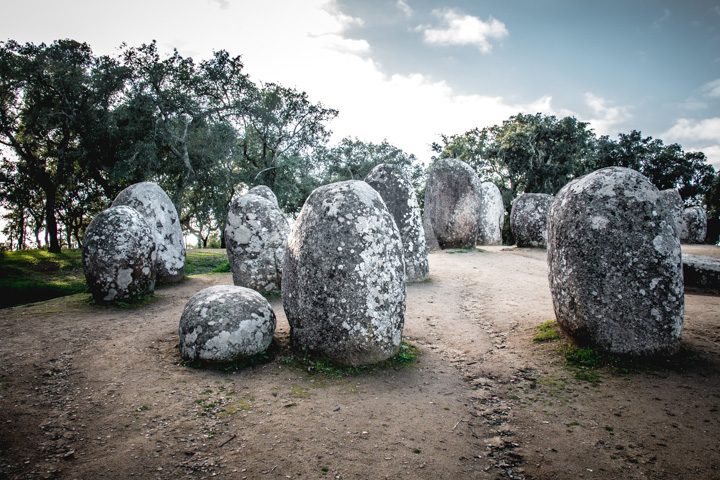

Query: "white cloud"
<box><xmin>702</xmin><ymin>78</ymin><xmax>720</xmax><ymax>98</ymax></box>
<box><xmin>583</xmin><ymin>92</ymin><xmax>632</xmax><ymax>136</ymax></box>
<box><xmin>662</xmin><ymin>118</ymin><xmax>720</xmax><ymax>170</ymax></box>
<box><xmin>397</xmin><ymin>0</ymin><xmax>412</xmax><ymax>17</ymax></box>
<box><xmin>418</xmin><ymin>9</ymin><xmax>508</xmax><ymax>53</ymax></box>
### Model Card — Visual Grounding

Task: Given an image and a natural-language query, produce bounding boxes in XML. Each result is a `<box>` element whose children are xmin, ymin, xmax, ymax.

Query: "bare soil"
<box><xmin>1</xmin><ymin>246</ymin><xmax>719</xmax><ymax>480</ymax></box>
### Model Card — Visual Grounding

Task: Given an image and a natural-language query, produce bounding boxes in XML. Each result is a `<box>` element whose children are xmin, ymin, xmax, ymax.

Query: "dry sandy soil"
<box><xmin>1</xmin><ymin>245</ymin><xmax>719</xmax><ymax>480</ymax></box>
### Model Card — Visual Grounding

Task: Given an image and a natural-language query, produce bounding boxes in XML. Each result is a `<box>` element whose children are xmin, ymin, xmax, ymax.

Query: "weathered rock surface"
<box><xmin>477</xmin><ymin>182</ymin><xmax>505</xmax><ymax>245</ymax></box>
<box><xmin>422</xmin><ymin>213</ymin><xmax>439</xmax><ymax>252</ymax></box>
<box><xmin>225</xmin><ymin>194</ymin><xmax>290</xmax><ymax>292</ymax></box>
<box><xmin>365</xmin><ymin>163</ymin><xmax>429</xmax><ymax>282</ymax></box>
<box><xmin>282</xmin><ymin>180</ymin><xmax>406</xmax><ymax>366</ymax></box>
<box><xmin>684</xmin><ymin>206</ymin><xmax>707</xmax><ymax>243</ymax></box>
<box><xmin>247</xmin><ymin>185</ymin><xmax>279</xmax><ymax>208</ymax></box>
<box><xmin>82</xmin><ymin>206</ymin><xmax>156</xmax><ymax>303</ymax></box>
<box><xmin>424</xmin><ymin>158</ymin><xmax>483</xmax><ymax>249</ymax></box>
<box><xmin>659</xmin><ymin>189</ymin><xmax>687</xmax><ymax>240</ymax></box>
<box><xmin>112</xmin><ymin>182</ymin><xmax>185</xmax><ymax>283</ymax></box>
<box><xmin>178</xmin><ymin>285</ymin><xmax>276</xmax><ymax>363</ymax></box>
<box><xmin>510</xmin><ymin>193</ymin><xmax>554</xmax><ymax>248</ymax></box>
<box><xmin>547</xmin><ymin>167</ymin><xmax>684</xmax><ymax>356</ymax></box>
<box><xmin>682</xmin><ymin>253</ymin><xmax>720</xmax><ymax>293</ymax></box>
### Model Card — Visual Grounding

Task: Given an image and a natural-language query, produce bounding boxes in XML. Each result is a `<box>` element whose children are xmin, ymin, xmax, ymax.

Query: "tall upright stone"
<box><xmin>477</xmin><ymin>182</ymin><xmax>505</xmax><ymax>245</ymax></box>
<box><xmin>247</xmin><ymin>185</ymin><xmax>279</xmax><ymax>208</ymax></box>
<box><xmin>112</xmin><ymin>182</ymin><xmax>185</xmax><ymax>283</ymax></box>
<box><xmin>282</xmin><ymin>181</ymin><xmax>406</xmax><ymax>366</ymax></box>
<box><xmin>424</xmin><ymin>158</ymin><xmax>483</xmax><ymax>249</ymax></box>
<box><xmin>365</xmin><ymin>164</ymin><xmax>429</xmax><ymax>282</ymax></box>
<box><xmin>547</xmin><ymin>167</ymin><xmax>684</xmax><ymax>356</ymax></box>
<box><xmin>510</xmin><ymin>193</ymin><xmax>554</xmax><ymax>248</ymax></box>
<box><xmin>684</xmin><ymin>206</ymin><xmax>707</xmax><ymax>244</ymax></box>
<box><xmin>659</xmin><ymin>188</ymin><xmax>686</xmax><ymax>240</ymax></box>
<box><xmin>225</xmin><ymin>193</ymin><xmax>290</xmax><ymax>292</ymax></box>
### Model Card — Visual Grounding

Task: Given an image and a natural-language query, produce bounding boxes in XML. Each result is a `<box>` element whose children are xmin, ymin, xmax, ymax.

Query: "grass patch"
<box><xmin>185</xmin><ymin>250</ymin><xmax>230</xmax><ymax>276</ymax></box>
<box><xmin>533</xmin><ymin>319</ymin><xmax>562</xmax><ymax>342</ymax></box>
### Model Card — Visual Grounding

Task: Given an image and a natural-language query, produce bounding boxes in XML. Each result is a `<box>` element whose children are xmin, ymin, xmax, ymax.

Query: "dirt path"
<box><xmin>0</xmin><ymin>247</ymin><xmax>718</xmax><ymax>479</ymax></box>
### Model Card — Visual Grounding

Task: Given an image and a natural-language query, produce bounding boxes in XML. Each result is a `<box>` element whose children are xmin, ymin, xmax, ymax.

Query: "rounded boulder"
<box><xmin>82</xmin><ymin>206</ymin><xmax>156</xmax><ymax>303</ymax></box>
<box><xmin>112</xmin><ymin>182</ymin><xmax>185</xmax><ymax>283</ymax></box>
<box><xmin>364</xmin><ymin>163</ymin><xmax>429</xmax><ymax>282</ymax></box>
<box><xmin>282</xmin><ymin>180</ymin><xmax>406</xmax><ymax>366</ymax></box>
<box><xmin>225</xmin><ymin>194</ymin><xmax>290</xmax><ymax>292</ymax></box>
<box><xmin>683</xmin><ymin>206</ymin><xmax>707</xmax><ymax>244</ymax></box>
<box><xmin>547</xmin><ymin>167</ymin><xmax>684</xmax><ymax>356</ymax></box>
<box><xmin>179</xmin><ymin>285</ymin><xmax>276</xmax><ymax>363</ymax></box>
<box><xmin>424</xmin><ymin>158</ymin><xmax>483</xmax><ymax>249</ymax></box>
<box><xmin>478</xmin><ymin>182</ymin><xmax>505</xmax><ymax>245</ymax></box>
<box><xmin>247</xmin><ymin>185</ymin><xmax>279</xmax><ymax>208</ymax></box>
<box><xmin>510</xmin><ymin>193</ymin><xmax>554</xmax><ymax>248</ymax></box>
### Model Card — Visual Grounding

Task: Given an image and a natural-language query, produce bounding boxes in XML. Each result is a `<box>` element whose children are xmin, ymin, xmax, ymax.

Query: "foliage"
<box><xmin>184</xmin><ymin>249</ymin><xmax>230</xmax><ymax>276</ymax></box>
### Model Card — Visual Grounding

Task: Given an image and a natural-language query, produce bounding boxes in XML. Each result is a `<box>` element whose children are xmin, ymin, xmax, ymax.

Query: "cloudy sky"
<box><xmin>4</xmin><ymin>0</ymin><xmax>720</xmax><ymax>168</ymax></box>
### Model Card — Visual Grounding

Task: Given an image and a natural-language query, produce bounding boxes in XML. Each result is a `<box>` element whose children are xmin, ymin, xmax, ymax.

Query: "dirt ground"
<box><xmin>1</xmin><ymin>245</ymin><xmax>718</xmax><ymax>480</ymax></box>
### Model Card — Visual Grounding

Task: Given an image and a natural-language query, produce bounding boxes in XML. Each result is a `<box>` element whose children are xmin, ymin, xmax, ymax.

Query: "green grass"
<box><xmin>184</xmin><ymin>250</ymin><xmax>230</xmax><ymax>275</ymax></box>
<box><xmin>533</xmin><ymin>319</ymin><xmax>563</xmax><ymax>342</ymax></box>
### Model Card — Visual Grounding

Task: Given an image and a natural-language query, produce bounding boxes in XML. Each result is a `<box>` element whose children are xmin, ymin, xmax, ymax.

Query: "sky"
<box><xmin>3</xmin><ymin>0</ymin><xmax>720</xmax><ymax>169</ymax></box>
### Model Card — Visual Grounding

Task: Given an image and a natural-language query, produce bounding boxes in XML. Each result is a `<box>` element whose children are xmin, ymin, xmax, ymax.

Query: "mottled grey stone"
<box><xmin>112</xmin><ymin>182</ymin><xmax>185</xmax><ymax>283</ymax></box>
<box><xmin>424</xmin><ymin>158</ymin><xmax>483</xmax><ymax>249</ymax></box>
<box><xmin>247</xmin><ymin>185</ymin><xmax>279</xmax><ymax>208</ymax></box>
<box><xmin>547</xmin><ymin>167</ymin><xmax>684</xmax><ymax>356</ymax></box>
<box><xmin>422</xmin><ymin>213</ymin><xmax>439</xmax><ymax>252</ymax></box>
<box><xmin>659</xmin><ymin>189</ymin><xmax>686</xmax><ymax>240</ymax></box>
<box><xmin>510</xmin><ymin>193</ymin><xmax>554</xmax><ymax>248</ymax></box>
<box><xmin>225</xmin><ymin>194</ymin><xmax>290</xmax><ymax>292</ymax></box>
<box><xmin>478</xmin><ymin>182</ymin><xmax>504</xmax><ymax>245</ymax></box>
<box><xmin>282</xmin><ymin>180</ymin><xmax>406</xmax><ymax>366</ymax></box>
<box><xmin>178</xmin><ymin>285</ymin><xmax>276</xmax><ymax>363</ymax></box>
<box><xmin>682</xmin><ymin>253</ymin><xmax>720</xmax><ymax>293</ymax></box>
<box><xmin>82</xmin><ymin>206</ymin><xmax>156</xmax><ymax>303</ymax></box>
<box><xmin>684</xmin><ymin>206</ymin><xmax>707</xmax><ymax>244</ymax></box>
<box><xmin>365</xmin><ymin>163</ymin><xmax>429</xmax><ymax>282</ymax></box>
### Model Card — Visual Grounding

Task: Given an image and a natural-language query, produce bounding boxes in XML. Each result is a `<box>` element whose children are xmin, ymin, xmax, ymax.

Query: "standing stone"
<box><xmin>477</xmin><ymin>182</ymin><xmax>505</xmax><ymax>245</ymax></box>
<box><xmin>82</xmin><ymin>206</ymin><xmax>156</xmax><ymax>303</ymax></box>
<box><xmin>422</xmin><ymin>213</ymin><xmax>440</xmax><ymax>252</ymax></box>
<box><xmin>178</xmin><ymin>285</ymin><xmax>276</xmax><ymax>363</ymax></box>
<box><xmin>247</xmin><ymin>185</ymin><xmax>279</xmax><ymax>208</ymax></box>
<box><xmin>225</xmin><ymin>194</ymin><xmax>290</xmax><ymax>292</ymax></box>
<box><xmin>510</xmin><ymin>193</ymin><xmax>554</xmax><ymax>248</ymax></box>
<box><xmin>112</xmin><ymin>182</ymin><xmax>185</xmax><ymax>283</ymax></box>
<box><xmin>282</xmin><ymin>180</ymin><xmax>406</xmax><ymax>366</ymax></box>
<box><xmin>659</xmin><ymin>189</ymin><xmax>687</xmax><ymax>240</ymax></box>
<box><xmin>424</xmin><ymin>158</ymin><xmax>483</xmax><ymax>249</ymax></box>
<box><xmin>547</xmin><ymin>167</ymin><xmax>683</xmax><ymax>356</ymax></box>
<box><xmin>365</xmin><ymin>163</ymin><xmax>429</xmax><ymax>282</ymax></box>
<box><xmin>684</xmin><ymin>206</ymin><xmax>707</xmax><ymax>243</ymax></box>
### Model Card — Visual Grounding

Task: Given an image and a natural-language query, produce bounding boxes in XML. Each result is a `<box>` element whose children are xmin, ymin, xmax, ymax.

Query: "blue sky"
<box><xmin>3</xmin><ymin>0</ymin><xmax>720</xmax><ymax>168</ymax></box>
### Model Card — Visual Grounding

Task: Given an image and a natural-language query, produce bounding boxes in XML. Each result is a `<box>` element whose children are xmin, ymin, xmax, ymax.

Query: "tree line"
<box><xmin>1</xmin><ymin>40</ymin><xmax>717</xmax><ymax>252</ymax></box>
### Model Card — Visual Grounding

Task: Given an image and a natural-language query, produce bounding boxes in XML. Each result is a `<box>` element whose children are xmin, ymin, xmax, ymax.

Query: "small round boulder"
<box><xmin>478</xmin><ymin>182</ymin><xmax>505</xmax><ymax>245</ymax></box>
<box><xmin>547</xmin><ymin>167</ymin><xmax>683</xmax><ymax>356</ymax></box>
<box><xmin>683</xmin><ymin>206</ymin><xmax>707</xmax><ymax>244</ymax></box>
<box><xmin>178</xmin><ymin>285</ymin><xmax>276</xmax><ymax>363</ymax></box>
<box><xmin>82</xmin><ymin>206</ymin><xmax>156</xmax><ymax>303</ymax></box>
<box><xmin>364</xmin><ymin>163</ymin><xmax>429</xmax><ymax>282</ymax></box>
<box><xmin>510</xmin><ymin>193</ymin><xmax>554</xmax><ymax>248</ymax></box>
<box><xmin>112</xmin><ymin>182</ymin><xmax>185</xmax><ymax>283</ymax></box>
<box><xmin>282</xmin><ymin>180</ymin><xmax>406</xmax><ymax>366</ymax></box>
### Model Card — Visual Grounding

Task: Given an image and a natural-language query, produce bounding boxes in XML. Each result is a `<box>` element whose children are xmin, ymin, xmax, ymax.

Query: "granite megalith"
<box><xmin>247</xmin><ymin>185</ymin><xmax>279</xmax><ymax>208</ymax></box>
<box><xmin>112</xmin><ymin>182</ymin><xmax>185</xmax><ymax>283</ymax></box>
<box><xmin>282</xmin><ymin>180</ymin><xmax>406</xmax><ymax>366</ymax></box>
<box><xmin>547</xmin><ymin>167</ymin><xmax>684</xmax><ymax>356</ymax></box>
<box><xmin>683</xmin><ymin>206</ymin><xmax>707</xmax><ymax>244</ymax></box>
<box><xmin>225</xmin><ymin>193</ymin><xmax>290</xmax><ymax>292</ymax></box>
<box><xmin>82</xmin><ymin>205</ymin><xmax>157</xmax><ymax>303</ymax></box>
<box><xmin>365</xmin><ymin>163</ymin><xmax>429</xmax><ymax>282</ymax></box>
<box><xmin>178</xmin><ymin>285</ymin><xmax>276</xmax><ymax>363</ymax></box>
<box><xmin>477</xmin><ymin>182</ymin><xmax>505</xmax><ymax>245</ymax></box>
<box><xmin>659</xmin><ymin>188</ymin><xmax>686</xmax><ymax>240</ymax></box>
<box><xmin>424</xmin><ymin>158</ymin><xmax>483</xmax><ymax>249</ymax></box>
<box><xmin>510</xmin><ymin>193</ymin><xmax>554</xmax><ymax>248</ymax></box>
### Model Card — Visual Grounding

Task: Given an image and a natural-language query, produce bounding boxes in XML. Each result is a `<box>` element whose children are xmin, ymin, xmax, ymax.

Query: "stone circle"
<box><xmin>510</xmin><ymin>193</ymin><xmax>554</xmax><ymax>248</ymax></box>
<box><xmin>178</xmin><ymin>285</ymin><xmax>276</xmax><ymax>363</ymax></box>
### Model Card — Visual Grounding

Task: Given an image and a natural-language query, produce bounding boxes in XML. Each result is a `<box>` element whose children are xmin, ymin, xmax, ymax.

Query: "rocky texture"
<box><xmin>112</xmin><ymin>182</ymin><xmax>185</xmax><ymax>283</ymax></box>
<box><xmin>422</xmin><ymin>213</ymin><xmax>439</xmax><ymax>252</ymax></box>
<box><xmin>659</xmin><ymin>189</ymin><xmax>687</xmax><ymax>240</ymax></box>
<box><xmin>225</xmin><ymin>194</ymin><xmax>290</xmax><ymax>292</ymax></box>
<box><xmin>364</xmin><ymin>163</ymin><xmax>429</xmax><ymax>282</ymax></box>
<box><xmin>510</xmin><ymin>193</ymin><xmax>554</xmax><ymax>248</ymax></box>
<box><xmin>178</xmin><ymin>285</ymin><xmax>276</xmax><ymax>363</ymax></box>
<box><xmin>282</xmin><ymin>180</ymin><xmax>406</xmax><ymax>366</ymax></box>
<box><xmin>477</xmin><ymin>182</ymin><xmax>505</xmax><ymax>245</ymax></box>
<box><xmin>424</xmin><ymin>158</ymin><xmax>483</xmax><ymax>249</ymax></box>
<box><xmin>82</xmin><ymin>206</ymin><xmax>157</xmax><ymax>303</ymax></box>
<box><xmin>247</xmin><ymin>185</ymin><xmax>279</xmax><ymax>208</ymax></box>
<box><xmin>682</xmin><ymin>253</ymin><xmax>720</xmax><ymax>293</ymax></box>
<box><xmin>547</xmin><ymin>167</ymin><xmax>684</xmax><ymax>356</ymax></box>
<box><xmin>684</xmin><ymin>206</ymin><xmax>707</xmax><ymax>244</ymax></box>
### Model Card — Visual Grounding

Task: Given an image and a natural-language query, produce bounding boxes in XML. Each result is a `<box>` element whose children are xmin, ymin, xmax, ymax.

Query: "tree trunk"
<box><xmin>44</xmin><ymin>186</ymin><xmax>62</xmax><ymax>253</ymax></box>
